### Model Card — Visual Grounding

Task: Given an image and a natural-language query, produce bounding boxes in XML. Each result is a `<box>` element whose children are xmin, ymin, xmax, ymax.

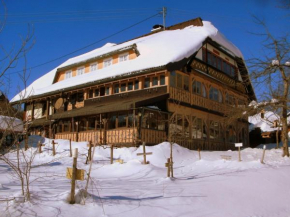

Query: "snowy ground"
<box><xmin>0</xmin><ymin>136</ymin><xmax>290</xmax><ymax>217</ymax></box>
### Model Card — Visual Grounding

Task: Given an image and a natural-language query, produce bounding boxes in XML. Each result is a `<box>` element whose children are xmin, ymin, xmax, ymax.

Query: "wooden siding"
<box><xmin>106</xmin><ymin>128</ymin><xmax>137</xmax><ymax>144</ymax></box>
<box><xmin>170</xmin><ymin>87</ymin><xmax>231</xmax><ymax>115</ymax></box>
<box><xmin>141</xmin><ymin>129</ymin><xmax>167</xmax><ymax>145</ymax></box>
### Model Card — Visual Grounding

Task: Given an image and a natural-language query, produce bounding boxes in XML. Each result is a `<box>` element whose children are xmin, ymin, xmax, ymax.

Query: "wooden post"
<box><xmin>136</xmin><ymin>142</ymin><xmax>152</xmax><ymax>164</ymax></box>
<box><xmin>70</xmin><ymin>148</ymin><xmax>78</xmax><ymax>204</ymax></box>
<box><xmin>69</xmin><ymin>139</ymin><xmax>72</xmax><ymax>157</ymax></box>
<box><xmin>261</xmin><ymin>145</ymin><xmax>266</xmax><ymax>164</ymax></box>
<box><xmin>38</xmin><ymin>141</ymin><xmax>42</xmax><ymax>153</ymax></box>
<box><xmin>52</xmin><ymin>140</ymin><xmax>56</xmax><ymax>156</ymax></box>
<box><xmin>170</xmin><ymin>142</ymin><xmax>173</xmax><ymax>177</ymax></box>
<box><xmin>88</xmin><ymin>141</ymin><xmax>92</xmax><ymax>162</ymax></box>
<box><xmin>238</xmin><ymin>147</ymin><xmax>241</xmax><ymax>162</ymax></box>
<box><xmin>142</xmin><ymin>142</ymin><xmax>147</xmax><ymax>164</ymax></box>
<box><xmin>166</xmin><ymin>158</ymin><xmax>171</xmax><ymax>177</ymax></box>
<box><xmin>110</xmin><ymin>144</ymin><xmax>114</xmax><ymax>164</ymax></box>
<box><xmin>198</xmin><ymin>148</ymin><xmax>201</xmax><ymax>160</ymax></box>
<box><xmin>25</xmin><ymin>134</ymin><xmax>28</xmax><ymax>151</ymax></box>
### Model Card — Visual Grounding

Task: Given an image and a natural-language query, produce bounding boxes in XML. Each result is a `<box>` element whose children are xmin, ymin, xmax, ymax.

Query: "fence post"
<box><xmin>110</xmin><ymin>145</ymin><xmax>114</xmax><ymax>164</ymax></box>
<box><xmin>198</xmin><ymin>148</ymin><xmax>201</xmax><ymax>160</ymax></box>
<box><xmin>69</xmin><ymin>139</ymin><xmax>72</xmax><ymax>157</ymax></box>
<box><xmin>52</xmin><ymin>140</ymin><xmax>56</xmax><ymax>156</ymax></box>
<box><xmin>70</xmin><ymin>148</ymin><xmax>78</xmax><ymax>204</ymax></box>
<box><xmin>261</xmin><ymin>145</ymin><xmax>266</xmax><ymax>164</ymax></box>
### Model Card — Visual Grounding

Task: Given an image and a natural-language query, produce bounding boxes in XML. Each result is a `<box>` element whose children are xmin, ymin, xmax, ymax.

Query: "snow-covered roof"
<box><xmin>0</xmin><ymin>115</ymin><xmax>23</xmax><ymax>132</ymax></box>
<box><xmin>11</xmin><ymin>20</ymin><xmax>244</xmax><ymax>102</ymax></box>
<box><xmin>248</xmin><ymin>111</ymin><xmax>280</xmax><ymax>132</ymax></box>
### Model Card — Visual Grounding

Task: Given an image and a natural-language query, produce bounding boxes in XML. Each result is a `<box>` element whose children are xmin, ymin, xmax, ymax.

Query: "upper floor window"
<box><xmin>152</xmin><ymin>77</ymin><xmax>158</xmax><ymax>86</ymax></box>
<box><xmin>202</xmin><ymin>48</ymin><xmax>237</xmax><ymax>78</ymax></box>
<box><xmin>90</xmin><ymin>63</ymin><xmax>98</xmax><ymax>72</ymax></box>
<box><xmin>120</xmin><ymin>83</ymin><xmax>126</xmax><ymax>92</ymax></box>
<box><xmin>128</xmin><ymin>82</ymin><xmax>133</xmax><ymax>91</ymax></box>
<box><xmin>192</xmin><ymin>81</ymin><xmax>206</xmax><ymax>97</ymax></box>
<box><xmin>134</xmin><ymin>80</ymin><xmax>139</xmax><ymax>90</ymax></box>
<box><xmin>65</xmin><ymin>70</ymin><xmax>72</xmax><ymax>79</ymax></box>
<box><xmin>160</xmin><ymin>75</ymin><xmax>165</xmax><ymax>85</ymax></box>
<box><xmin>114</xmin><ymin>84</ymin><xmax>119</xmax><ymax>94</ymax></box>
<box><xmin>170</xmin><ymin>71</ymin><xmax>189</xmax><ymax>91</ymax></box>
<box><xmin>77</xmin><ymin>67</ymin><xmax>85</xmax><ymax>76</ymax></box>
<box><xmin>209</xmin><ymin>87</ymin><xmax>222</xmax><ymax>103</ymax></box>
<box><xmin>144</xmin><ymin>78</ymin><xmax>150</xmax><ymax>88</ymax></box>
<box><xmin>119</xmin><ymin>53</ymin><xmax>129</xmax><ymax>62</ymax></box>
<box><xmin>226</xmin><ymin>93</ymin><xmax>235</xmax><ymax>106</ymax></box>
<box><xmin>105</xmin><ymin>87</ymin><xmax>110</xmax><ymax>95</ymax></box>
<box><xmin>104</xmin><ymin>58</ymin><xmax>112</xmax><ymax>68</ymax></box>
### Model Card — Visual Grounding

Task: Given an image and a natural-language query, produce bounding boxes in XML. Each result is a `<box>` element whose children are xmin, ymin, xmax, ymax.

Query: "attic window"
<box><xmin>77</xmin><ymin>67</ymin><xmax>85</xmax><ymax>76</ymax></box>
<box><xmin>65</xmin><ymin>70</ymin><xmax>72</xmax><ymax>79</ymax></box>
<box><xmin>119</xmin><ymin>53</ymin><xmax>129</xmax><ymax>62</ymax></box>
<box><xmin>104</xmin><ymin>58</ymin><xmax>112</xmax><ymax>68</ymax></box>
<box><xmin>90</xmin><ymin>63</ymin><xmax>98</xmax><ymax>71</ymax></box>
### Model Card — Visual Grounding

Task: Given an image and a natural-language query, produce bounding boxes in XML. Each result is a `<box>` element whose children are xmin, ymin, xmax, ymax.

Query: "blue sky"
<box><xmin>1</xmin><ymin>0</ymin><xmax>289</xmax><ymax>100</ymax></box>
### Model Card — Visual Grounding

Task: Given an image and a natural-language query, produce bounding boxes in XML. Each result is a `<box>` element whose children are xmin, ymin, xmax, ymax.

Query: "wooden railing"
<box><xmin>78</xmin><ymin>131</ymin><xmax>103</xmax><ymax>144</ymax></box>
<box><xmin>55</xmin><ymin>132</ymin><xmax>77</xmax><ymax>141</ymax></box>
<box><xmin>141</xmin><ymin>129</ymin><xmax>167</xmax><ymax>145</ymax></box>
<box><xmin>170</xmin><ymin>87</ymin><xmax>231</xmax><ymax>114</ymax></box>
<box><xmin>106</xmin><ymin>128</ymin><xmax>137</xmax><ymax>145</ymax></box>
<box><xmin>175</xmin><ymin>139</ymin><xmax>236</xmax><ymax>151</ymax></box>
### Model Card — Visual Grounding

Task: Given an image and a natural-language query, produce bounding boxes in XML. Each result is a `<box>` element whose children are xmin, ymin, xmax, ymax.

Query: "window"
<box><xmin>226</xmin><ymin>125</ymin><xmax>236</xmax><ymax>143</ymax></box>
<box><xmin>104</xmin><ymin>58</ymin><xmax>112</xmax><ymax>68</ymax></box>
<box><xmin>183</xmin><ymin>76</ymin><xmax>189</xmax><ymax>91</ymax></box>
<box><xmin>144</xmin><ymin>78</ymin><xmax>150</xmax><ymax>88</ymax></box>
<box><xmin>209</xmin><ymin>87</ymin><xmax>222</xmax><ymax>102</ymax></box>
<box><xmin>209</xmin><ymin>121</ymin><xmax>221</xmax><ymax>140</ymax></box>
<box><xmin>202</xmin><ymin>48</ymin><xmax>237</xmax><ymax>78</ymax></box>
<box><xmin>160</xmin><ymin>75</ymin><xmax>165</xmax><ymax>85</ymax></box>
<box><xmin>63</xmin><ymin>120</ymin><xmax>70</xmax><ymax>132</ymax></box>
<box><xmin>192</xmin><ymin>117</ymin><xmax>207</xmax><ymax>139</ymax></box>
<box><xmin>177</xmin><ymin>74</ymin><xmax>182</xmax><ymax>89</ymax></box>
<box><xmin>90</xmin><ymin>63</ymin><xmax>98</xmax><ymax>72</ymax></box>
<box><xmin>134</xmin><ymin>80</ymin><xmax>139</xmax><ymax>90</ymax></box>
<box><xmin>121</xmin><ymin>83</ymin><xmax>126</xmax><ymax>92</ymax></box>
<box><xmin>95</xmin><ymin>89</ymin><xmax>100</xmax><ymax>97</ymax></box>
<box><xmin>79</xmin><ymin>119</ymin><xmax>87</xmax><ymax>132</ymax></box>
<box><xmin>226</xmin><ymin>93</ymin><xmax>235</xmax><ymax>106</ymax></box>
<box><xmin>114</xmin><ymin>84</ymin><xmax>119</xmax><ymax>94</ymax></box>
<box><xmin>105</xmin><ymin>87</ymin><xmax>110</xmax><ymax>95</ymax></box>
<box><xmin>87</xmin><ymin>118</ymin><xmax>95</xmax><ymax>130</ymax></box>
<box><xmin>108</xmin><ymin>114</ymin><xmax>116</xmax><ymax>129</ymax></box>
<box><xmin>119</xmin><ymin>53</ymin><xmax>129</xmax><ymax>62</ymax></box>
<box><xmin>88</xmin><ymin>90</ymin><xmax>93</xmax><ymax>99</ymax></box>
<box><xmin>65</xmin><ymin>70</ymin><xmax>72</xmax><ymax>79</ymax></box>
<box><xmin>128</xmin><ymin>82</ymin><xmax>133</xmax><ymax>91</ymax></box>
<box><xmin>77</xmin><ymin>67</ymin><xmax>85</xmax><ymax>76</ymax></box>
<box><xmin>192</xmin><ymin>81</ymin><xmax>206</xmax><ymax>97</ymax></box>
<box><xmin>152</xmin><ymin>77</ymin><xmax>158</xmax><ymax>86</ymax></box>
<box><xmin>170</xmin><ymin>71</ymin><xmax>176</xmax><ymax>87</ymax></box>
<box><xmin>118</xmin><ymin>113</ymin><xmax>127</xmax><ymax>128</ymax></box>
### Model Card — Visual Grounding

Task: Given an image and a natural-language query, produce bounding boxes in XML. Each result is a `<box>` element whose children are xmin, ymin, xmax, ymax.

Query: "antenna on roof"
<box><xmin>162</xmin><ymin>7</ymin><xmax>167</xmax><ymax>30</ymax></box>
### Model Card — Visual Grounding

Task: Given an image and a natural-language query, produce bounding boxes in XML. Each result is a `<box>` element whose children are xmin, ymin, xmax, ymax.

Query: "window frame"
<box><xmin>119</xmin><ymin>52</ymin><xmax>129</xmax><ymax>62</ymax></box>
<box><xmin>104</xmin><ymin>58</ymin><xmax>113</xmax><ymax>68</ymax></box>
<box><xmin>77</xmin><ymin>67</ymin><xmax>85</xmax><ymax>76</ymax></box>
<box><xmin>65</xmin><ymin>70</ymin><xmax>72</xmax><ymax>79</ymax></box>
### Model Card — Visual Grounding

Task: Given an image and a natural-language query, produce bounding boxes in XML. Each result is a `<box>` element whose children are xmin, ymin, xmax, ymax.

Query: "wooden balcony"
<box><xmin>170</xmin><ymin>87</ymin><xmax>233</xmax><ymax>115</ymax></box>
<box><xmin>191</xmin><ymin>59</ymin><xmax>246</xmax><ymax>93</ymax></box>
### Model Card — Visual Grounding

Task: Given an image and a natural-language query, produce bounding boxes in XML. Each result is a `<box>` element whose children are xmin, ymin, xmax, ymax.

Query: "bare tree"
<box><xmin>246</xmin><ymin>18</ymin><xmax>290</xmax><ymax>157</ymax></box>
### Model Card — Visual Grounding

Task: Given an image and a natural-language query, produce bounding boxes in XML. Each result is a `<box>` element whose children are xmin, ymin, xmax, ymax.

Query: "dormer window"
<box><xmin>119</xmin><ymin>53</ymin><xmax>129</xmax><ymax>62</ymax></box>
<box><xmin>90</xmin><ymin>63</ymin><xmax>98</xmax><ymax>72</ymax></box>
<box><xmin>77</xmin><ymin>67</ymin><xmax>85</xmax><ymax>76</ymax></box>
<box><xmin>104</xmin><ymin>58</ymin><xmax>112</xmax><ymax>68</ymax></box>
<box><xmin>65</xmin><ymin>70</ymin><xmax>72</xmax><ymax>79</ymax></box>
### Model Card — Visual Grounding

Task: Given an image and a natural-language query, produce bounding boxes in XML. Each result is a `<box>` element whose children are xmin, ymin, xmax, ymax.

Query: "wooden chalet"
<box><xmin>11</xmin><ymin>17</ymin><xmax>256</xmax><ymax>150</ymax></box>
